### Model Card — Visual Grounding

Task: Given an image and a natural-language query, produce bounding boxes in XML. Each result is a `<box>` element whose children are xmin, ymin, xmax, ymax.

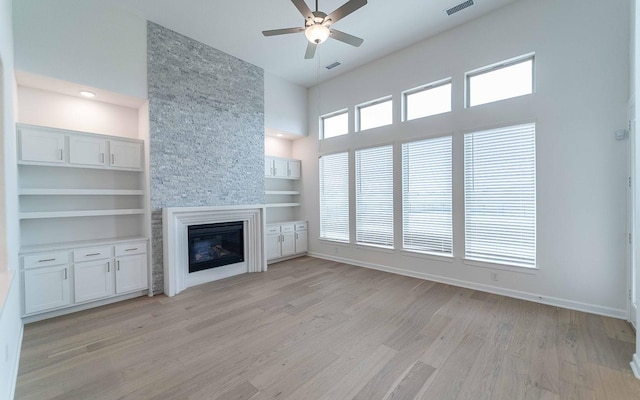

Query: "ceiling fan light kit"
<box><xmin>263</xmin><ymin>0</ymin><xmax>367</xmax><ymax>59</ymax></box>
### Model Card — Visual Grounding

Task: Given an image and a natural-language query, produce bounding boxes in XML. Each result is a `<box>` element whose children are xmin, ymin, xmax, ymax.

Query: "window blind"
<box><xmin>402</xmin><ymin>136</ymin><xmax>453</xmax><ymax>255</ymax></box>
<box><xmin>319</xmin><ymin>152</ymin><xmax>350</xmax><ymax>242</ymax></box>
<box><xmin>464</xmin><ymin>123</ymin><xmax>536</xmax><ymax>267</ymax></box>
<box><xmin>355</xmin><ymin>145</ymin><xmax>394</xmax><ymax>247</ymax></box>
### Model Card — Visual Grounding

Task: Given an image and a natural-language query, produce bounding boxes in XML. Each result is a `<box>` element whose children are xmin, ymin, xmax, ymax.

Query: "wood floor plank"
<box><xmin>15</xmin><ymin>256</ymin><xmax>640</xmax><ymax>400</ymax></box>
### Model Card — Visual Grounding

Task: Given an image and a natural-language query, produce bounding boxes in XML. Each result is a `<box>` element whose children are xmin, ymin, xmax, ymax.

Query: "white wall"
<box><xmin>13</xmin><ymin>0</ymin><xmax>147</xmax><ymax>99</ymax></box>
<box><xmin>0</xmin><ymin>0</ymin><xmax>24</xmax><ymax>397</ymax></box>
<box><xmin>265</xmin><ymin>72</ymin><xmax>308</xmax><ymax>136</ymax></box>
<box><xmin>295</xmin><ymin>0</ymin><xmax>630</xmax><ymax>317</ymax></box>
<box><xmin>17</xmin><ymin>87</ymin><xmax>139</xmax><ymax>138</ymax></box>
<box><xmin>265</xmin><ymin>136</ymin><xmax>293</xmax><ymax>158</ymax></box>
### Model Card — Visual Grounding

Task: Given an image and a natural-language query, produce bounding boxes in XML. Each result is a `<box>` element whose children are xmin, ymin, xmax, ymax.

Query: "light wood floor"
<box><xmin>15</xmin><ymin>256</ymin><xmax>640</xmax><ymax>400</ymax></box>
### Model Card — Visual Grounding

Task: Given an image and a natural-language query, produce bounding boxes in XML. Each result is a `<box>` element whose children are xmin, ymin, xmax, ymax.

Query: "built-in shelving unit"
<box><xmin>17</xmin><ymin>124</ymin><xmax>150</xmax><ymax>321</ymax></box>
<box><xmin>264</xmin><ymin>156</ymin><xmax>302</xmax><ymax>220</ymax></box>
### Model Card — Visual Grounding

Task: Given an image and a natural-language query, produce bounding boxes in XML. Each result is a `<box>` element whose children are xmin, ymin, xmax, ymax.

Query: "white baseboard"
<box><xmin>309</xmin><ymin>252</ymin><xmax>627</xmax><ymax>320</ymax></box>
<box><xmin>631</xmin><ymin>354</ymin><xmax>640</xmax><ymax>380</ymax></box>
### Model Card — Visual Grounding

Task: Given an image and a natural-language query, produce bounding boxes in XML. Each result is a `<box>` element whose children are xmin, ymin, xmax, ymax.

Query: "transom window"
<box><xmin>403</xmin><ymin>79</ymin><xmax>452</xmax><ymax>121</ymax></box>
<box><xmin>357</xmin><ymin>97</ymin><xmax>392</xmax><ymax>131</ymax></box>
<box><xmin>321</xmin><ymin>110</ymin><xmax>349</xmax><ymax>139</ymax></box>
<box><xmin>467</xmin><ymin>54</ymin><xmax>534</xmax><ymax>107</ymax></box>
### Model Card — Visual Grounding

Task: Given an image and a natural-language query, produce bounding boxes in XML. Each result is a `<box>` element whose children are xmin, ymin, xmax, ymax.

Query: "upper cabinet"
<box><xmin>18</xmin><ymin>124</ymin><xmax>143</xmax><ymax>171</ymax></box>
<box><xmin>265</xmin><ymin>156</ymin><xmax>301</xmax><ymax>180</ymax></box>
<box><xmin>19</xmin><ymin>127</ymin><xmax>66</xmax><ymax>164</ymax></box>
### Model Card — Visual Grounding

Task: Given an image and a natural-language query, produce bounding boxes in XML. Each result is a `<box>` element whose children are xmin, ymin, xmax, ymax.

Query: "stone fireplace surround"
<box><xmin>162</xmin><ymin>205</ymin><xmax>267</xmax><ymax>297</ymax></box>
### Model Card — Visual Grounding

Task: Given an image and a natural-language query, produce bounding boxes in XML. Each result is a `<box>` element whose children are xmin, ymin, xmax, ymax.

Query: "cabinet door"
<box><xmin>74</xmin><ymin>260</ymin><xmax>114</xmax><ymax>302</ymax></box>
<box><xmin>266</xmin><ymin>234</ymin><xmax>282</xmax><ymax>260</ymax></box>
<box><xmin>20</xmin><ymin>128</ymin><xmax>66</xmax><ymax>164</ymax></box>
<box><xmin>69</xmin><ymin>136</ymin><xmax>107</xmax><ymax>167</ymax></box>
<box><xmin>281</xmin><ymin>232</ymin><xmax>296</xmax><ymax>257</ymax></box>
<box><xmin>295</xmin><ymin>230</ymin><xmax>308</xmax><ymax>254</ymax></box>
<box><xmin>115</xmin><ymin>254</ymin><xmax>148</xmax><ymax>294</ymax></box>
<box><xmin>273</xmin><ymin>158</ymin><xmax>288</xmax><ymax>178</ymax></box>
<box><xmin>288</xmin><ymin>160</ymin><xmax>301</xmax><ymax>179</ymax></box>
<box><xmin>110</xmin><ymin>140</ymin><xmax>142</xmax><ymax>170</ymax></box>
<box><xmin>24</xmin><ymin>265</ymin><xmax>71</xmax><ymax>314</ymax></box>
<box><xmin>264</xmin><ymin>158</ymin><xmax>274</xmax><ymax>177</ymax></box>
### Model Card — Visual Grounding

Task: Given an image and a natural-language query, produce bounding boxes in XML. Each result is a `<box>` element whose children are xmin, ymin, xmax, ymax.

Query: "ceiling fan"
<box><xmin>262</xmin><ymin>0</ymin><xmax>367</xmax><ymax>59</ymax></box>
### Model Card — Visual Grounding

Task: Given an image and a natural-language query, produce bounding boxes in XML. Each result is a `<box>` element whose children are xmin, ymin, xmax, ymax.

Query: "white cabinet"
<box><xmin>115</xmin><ymin>254</ymin><xmax>148</xmax><ymax>294</ymax></box>
<box><xmin>110</xmin><ymin>140</ymin><xmax>142</xmax><ymax>170</ymax></box>
<box><xmin>19</xmin><ymin>128</ymin><xmax>66</xmax><ymax>164</ymax></box>
<box><xmin>74</xmin><ymin>259</ymin><xmax>113</xmax><ymax>303</ymax></box>
<box><xmin>24</xmin><ymin>265</ymin><xmax>71</xmax><ymax>314</ymax></box>
<box><xmin>265</xmin><ymin>156</ymin><xmax>301</xmax><ymax>179</ymax></box>
<box><xmin>69</xmin><ymin>136</ymin><xmax>107</xmax><ymax>167</ymax></box>
<box><xmin>21</xmin><ymin>240</ymin><xmax>149</xmax><ymax>318</ymax></box>
<box><xmin>266</xmin><ymin>221</ymin><xmax>307</xmax><ymax>262</ymax></box>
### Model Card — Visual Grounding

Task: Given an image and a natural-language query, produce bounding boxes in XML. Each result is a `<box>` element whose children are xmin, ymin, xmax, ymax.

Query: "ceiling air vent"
<box><xmin>446</xmin><ymin>0</ymin><xmax>475</xmax><ymax>16</ymax></box>
<box><xmin>325</xmin><ymin>62</ymin><xmax>341</xmax><ymax>70</ymax></box>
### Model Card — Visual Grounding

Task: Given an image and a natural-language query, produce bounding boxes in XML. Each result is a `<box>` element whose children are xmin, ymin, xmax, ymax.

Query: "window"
<box><xmin>321</xmin><ymin>110</ymin><xmax>348</xmax><ymax>139</ymax></box>
<box><xmin>402</xmin><ymin>136</ymin><xmax>452</xmax><ymax>255</ymax></box>
<box><xmin>355</xmin><ymin>145</ymin><xmax>394</xmax><ymax>247</ymax></box>
<box><xmin>467</xmin><ymin>55</ymin><xmax>534</xmax><ymax>107</ymax></box>
<box><xmin>319</xmin><ymin>152</ymin><xmax>350</xmax><ymax>242</ymax></box>
<box><xmin>403</xmin><ymin>80</ymin><xmax>452</xmax><ymax>121</ymax></box>
<box><xmin>357</xmin><ymin>97</ymin><xmax>392</xmax><ymax>131</ymax></box>
<box><xmin>464</xmin><ymin>123</ymin><xmax>536</xmax><ymax>268</ymax></box>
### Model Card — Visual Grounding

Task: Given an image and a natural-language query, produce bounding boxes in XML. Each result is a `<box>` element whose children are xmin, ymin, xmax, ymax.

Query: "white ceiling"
<box><xmin>99</xmin><ymin>0</ymin><xmax>519</xmax><ymax>88</ymax></box>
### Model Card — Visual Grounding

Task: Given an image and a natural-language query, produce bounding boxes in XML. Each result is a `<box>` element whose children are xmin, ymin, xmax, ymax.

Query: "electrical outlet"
<box><xmin>490</xmin><ymin>272</ymin><xmax>499</xmax><ymax>282</ymax></box>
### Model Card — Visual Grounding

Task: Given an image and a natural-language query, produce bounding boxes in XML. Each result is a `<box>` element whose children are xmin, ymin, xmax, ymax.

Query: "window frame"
<box><xmin>463</xmin><ymin>122</ymin><xmax>537</xmax><ymax>270</ymax></box>
<box><xmin>356</xmin><ymin>96</ymin><xmax>393</xmax><ymax>132</ymax></box>
<box><xmin>465</xmin><ymin>53</ymin><xmax>535</xmax><ymax>108</ymax></box>
<box><xmin>402</xmin><ymin>78</ymin><xmax>452</xmax><ymax>122</ymax></box>
<box><xmin>319</xmin><ymin>151</ymin><xmax>350</xmax><ymax>243</ymax></box>
<box><xmin>355</xmin><ymin>144</ymin><xmax>394</xmax><ymax>249</ymax></box>
<box><xmin>320</xmin><ymin>108</ymin><xmax>349</xmax><ymax>140</ymax></box>
<box><xmin>401</xmin><ymin>135</ymin><xmax>453</xmax><ymax>257</ymax></box>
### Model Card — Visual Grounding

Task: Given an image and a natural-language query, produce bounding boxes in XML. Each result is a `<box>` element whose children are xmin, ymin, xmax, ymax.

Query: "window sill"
<box><xmin>463</xmin><ymin>258</ymin><xmax>538</xmax><ymax>275</ymax></box>
<box><xmin>354</xmin><ymin>243</ymin><xmax>395</xmax><ymax>254</ymax></box>
<box><xmin>401</xmin><ymin>250</ymin><xmax>455</xmax><ymax>263</ymax></box>
<box><xmin>319</xmin><ymin>238</ymin><xmax>350</xmax><ymax>246</ymax></box>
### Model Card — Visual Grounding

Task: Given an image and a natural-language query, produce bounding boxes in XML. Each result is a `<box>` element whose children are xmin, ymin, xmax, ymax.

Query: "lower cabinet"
<box><xmin>24</xmin><ymin>265</ymin><xmax>71</xmax><ymax>314</ymax></box>
<box><xmin>266</xmin><ymin>221</ymin><xmax>307</xmax><ymax>262</ymax></box>
<box><xmin>21</xmin><ymin>240</ymin><xmax>148</xmax><ymax>317</ymax></box>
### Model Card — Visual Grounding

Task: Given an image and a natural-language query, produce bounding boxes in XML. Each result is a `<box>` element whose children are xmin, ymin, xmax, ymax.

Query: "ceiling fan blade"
<box><xmin>326</xmin><ymin>0</ymin><xmax>367</xmax><ymax>24</ymax></box>
<box><xmin>305</xmin><ymin>42</ymin><xmax>317</xmax><ymax>59</ymax></box>
<box><xmin>330</xmin><ymin>29</ymin><xmax>364</xmax><ymax>47</ymax></box>
<box><xmin>291</xmin><ymin>0</ymin><xmax>314</xmax><ymax>20</ymax></box>
<box><xmin>262</xmin><ymin>27</ymin><xmax>305</xmax><ymax>36</ymax></box>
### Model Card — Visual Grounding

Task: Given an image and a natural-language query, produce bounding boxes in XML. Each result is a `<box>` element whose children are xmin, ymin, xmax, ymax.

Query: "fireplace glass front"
<box><xmin>188</xmin><ymin>221</ymin><xmax>244</xmax><ymax>273</ymax></box>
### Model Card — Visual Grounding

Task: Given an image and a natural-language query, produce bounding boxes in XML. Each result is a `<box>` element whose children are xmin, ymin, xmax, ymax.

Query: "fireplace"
<box><xmin>188</xmin><ymin>221</ymin><xmax>244</xmax><ymax>273</ymax></box>
<box><xmin>163</xmin><ymin>205</ymin><xmax>266</xmax><ymax>297</ymax></box>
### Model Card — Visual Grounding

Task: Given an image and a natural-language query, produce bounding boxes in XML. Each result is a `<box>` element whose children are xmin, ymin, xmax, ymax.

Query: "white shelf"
<box><xmin>265</xmin><ymin>191</ymin><xmax>300</xmax><ymax>195</ymax></box>
<box><xmin>266</xmin><ymin>203</ymin><xmax>301</xmax><ymax>208</ymax></box>
<box><xmin>20</xmin><ymin>209</ymin><xmax>145</xmax><ymax>220</ymax></box>
<box><xmin>20</xmin><ymin>236</ymin><xmax>148</xmax><ymax>254</ymax></box>
<box><xmin>20</xmin><ymin>189</ymin><xmax>145</xmax><ymax>196</ymax></box>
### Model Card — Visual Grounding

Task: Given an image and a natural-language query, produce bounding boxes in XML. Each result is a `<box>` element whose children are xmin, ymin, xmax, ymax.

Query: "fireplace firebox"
<box><xmin>188</xmin><ymin>221</ymin><xmax>244</xmax><ymax>273</ymax></box>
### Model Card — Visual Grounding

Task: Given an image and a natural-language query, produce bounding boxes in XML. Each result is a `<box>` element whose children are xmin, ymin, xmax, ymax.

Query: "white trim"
<box><xmin>308</xmin><ymin>252</ymin><xmax>627</xmax><ymax>319</ymax></box>
<box><xmin>631</xmin><ymin>353</ymin><xmax>640</xmax><ymax>379</ymax></box>
<box><xmin>163</xmin><ymin>205</ymin><xmax>266</xmax><ymax>297</ymax></box>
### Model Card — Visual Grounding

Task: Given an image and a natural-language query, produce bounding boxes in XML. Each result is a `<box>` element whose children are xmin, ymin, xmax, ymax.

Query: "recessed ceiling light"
<box><xmin>80</xmin><ymin>90</ymin><xmax>96</xmax><ymax>98</ymax></box>
<box><xmin>277</xmin><ymin>133</ymin><xmax>284</xmax><ymax>137</ymax></box>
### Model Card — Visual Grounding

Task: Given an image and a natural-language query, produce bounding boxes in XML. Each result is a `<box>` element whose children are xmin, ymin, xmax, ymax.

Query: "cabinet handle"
<box><xmin>295</xmin><ymin>233</ymin><xmax>298</xmax><ymax>240</ymax></box>
<box><xmin>288</xmin><ymin>168</ymin><xmax>291</xmax><ymax>176</ymax></box>
<box><xmin>117</xmin><ymin>260</ymin><xmax>120</xmax><ymax>271</ymax></box>
<box><xmin>100</xmin><ymin>153</ymin><xmax>105</xmax><ymax>163</ymax></box>
<box><xmin>107</xmin><ymin>261</ymin><xmax>110</xmax><ymax>272</ymax></box>
<box><xmin>38</xmin><ymin>258</ymin><xmax>55</xmax><ymax>263</ymax></box>
<box><xmin>86</xmin><ymin>253</ymin><xmax>101</xmax><ymax>257</ymax></box>
<box><xmin>64</xmin><ymin>268</ymin><xmax>68</xmax><ymax>280</ymax></box>
<box><xmin>111</xmin><ymin>154</ymin><xmax>115</xmax><ymax>164</ymax></box>
<box><xmin>58</xmin><ymin>149</ymin><xmax>63</xmax><ymax>160</ymax></box>
<box><xmin>124</xmin><ymin>248</ymin><xmax>137</xmax><ymax>252</ymax></box>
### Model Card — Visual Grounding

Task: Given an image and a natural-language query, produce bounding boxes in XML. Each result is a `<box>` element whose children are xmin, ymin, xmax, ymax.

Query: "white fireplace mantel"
<box><xmin>162</xmin><ymin>205</ymin><xmax>267</xmax><ymax>297</ymax></box>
